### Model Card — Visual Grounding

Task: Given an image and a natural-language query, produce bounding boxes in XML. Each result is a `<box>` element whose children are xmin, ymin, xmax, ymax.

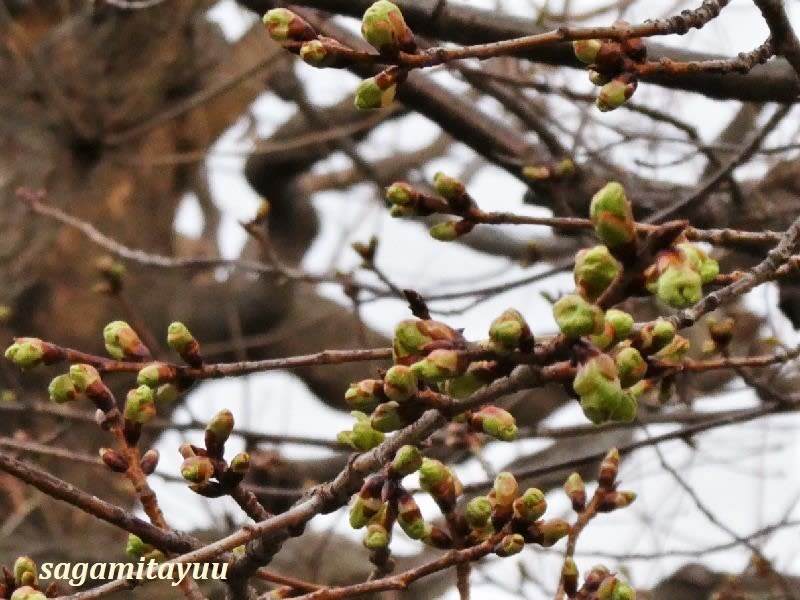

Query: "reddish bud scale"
<box><xmin>100</xmin><ymin>448</ymin><xmax>129</xmax><ymax>473</ymax></box>
<box><xmin>597</xmin><ymin>490</ymin><xmax>636</xmax><ymax>513</ymax></box>
<box><xmin>418</xmin><ymin>458</ymin><xmax>458</xmax><ymax>511</ymax></box>
<box><xmin>396</xmin><ymin>488</ymin><xmax>426</xmax><ymax>539</ymax></box>
<box><xmin>423</xmin><ymin>524</ymin><xmax>453</xmax><ymax>549</ymax></box>
<box><xmin>562</xmin><ymin>557</ymin><xmax>579</xmax><ymax>597</ymax></box>
<box><xmin>583</xmin><ymin>565</ymin><xmax>611</xmax><ymax>591</ymax></box>
<box><xmin>593</xmin><ymin>41</ymin><xmax>625</xmax><ymax>75</ymax></box>
<box><xmin>85</xmin><ymin>380</ymin><xmax>117</xmax><ymax>413</ymax></box>
<box><xmin>563</xmin><ymin>472</ymin><xmax>587</xmax><ymax>512</ymax></box>
<box><xmin>139</xmin><ymin>449</ymin><xmax>159</xmax><ymax>475</ymax></box>
<box><xmin>512</xmin><ymin>488</ymin><xmax>547</xmax><ymax>524</ymax></box>
<box><xmin>495</xmin><ymin>533</ymin><xmax>525</xmax><ymax>557</ymax></box>
<box><xmin>262</xmin><ymin>8</ymin><xmax>317</xmax><ymax>42</ymax></box>
<box><xmin>523</xmin><ymin>518</ymin><xmax>571</xmax><ymax>547</ymax></box>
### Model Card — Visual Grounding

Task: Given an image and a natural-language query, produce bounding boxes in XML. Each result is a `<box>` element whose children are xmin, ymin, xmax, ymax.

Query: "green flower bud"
<box><xmin>345</xmin><ymin>379</ymin><xmax>384</xmax><ymax>411</ymax></box>
<box><xmin>469</xmin><ymin>405</ymin><xmax>518</xmax><ymax>442</ymax></box>
<box><xmin>390</xmin><ymin>444</ymin><xmax>422</xmax><ymax>476</ymax></box>
<box><xmin>180</xmin><ymin>455</ymin><xmax>215</xmax><ymax>484</ymax></box>
<box><xmin>155</xmin><ymin>383</ymin><xmax>179</xmax><ymax>404</ymax></box>
<box><xmin>354</xmin><ymin>76</ymin><xmax>396</xmax><ymax>110</ymax></box>
<box><xmin>397</xmin><ymin>489</ymin><xmax>426</xmax><ymax>539</ymax></box>
<box><xmin>362</xmin><ymin>523</ymin><xmax>390</xmax><ymax>550</ymax></box>
<box><xmin>262</xmin><ymin>8</ymin><xmax>316</xmax><ymax>42</ymax></box>
<box><xmin>596</xmin><ymin>76</ymin><xmax>637</xmax><ymax>112</ymax></box>
<box><xmin>205</xmin><ymin>408</ymin><xmax>234</xmax><ymax>455</ymax></box>
<box><xmin>677</xmin><ymin>242</ymin><xmax>719</xmax><ymax>283</ymax></box>
<box><xmin>48</xmin><ymin>374</ymin><xmax>78</xmax><ymax>404</ymax></box>
<box><xmin>562</xmin><ymin>557</ymin><xmax>579</xmax><ymax>597</ymax></box>
<box><xmin>608</xmin><ymin>390</ymin><xmax>638</xmax><ymax>422</ymax></box>
<box><xmin>14</xmin><ymin>556</ymin><xmax>37</xmax><ymax>587</ymax></box>
<box><xmin>410</xmin><ymin>348</ymin><xmax>466</xmax><ymax>381</ymax></box>
<box><xmin>383</xmin><ymin>365</ymin><xmax>417</xmax><ymax>402</ymax></box>
<box><xmin>615</xmin><ymin>346</ymin><xmax>647</xmax><ymax>387</ymax></box>
<box><xmin>492</xmin><ymin>471</ymin><xmax>519</xmax><ymax>507</ymax></box>
<box><xmin>584</xmin><ymin>565</ymin><xmax>611</xmax><ymax>590</ymax></box>
<box><xmin>656</xmin><ymin>264</ymin><xmax>703</xmax><ymax>308</ymax></box>
<box><xmin>605</xmin><ymin>309</ymin><xmax>634</xmax><ymax>341</ymax></box>
<box><xmin>574</xmin><ymin>355</ymin><xmax>626</xmax><ymax>424</ymax></box>
<box><xmin>139</xmin><ymin>449</ymin><xmax>160</xmax><ymax>475</ymax></box>
<box><xmin>350</xmin><ymin>476</ymin><xmax>384</xmax><ymax>528</ymax></box>
<box><xmin>386</xmin><ymin>182</ymin><xmax>419</xmax><ymax>207</ymax></box>
<box><xmin>392</xmin><ymin>319</ymin><xmax>461</xmax><ymax>363</ymax></box>
<box><xmin>5</xmin><ymin>338</ymin><xmax>48</xmax><ymax>369</ymax></box>
<box><xmin>229</xmin><ymin>452</ymin><xmax>250</xmax><ymax>474</ymax></box>
<box><xmin>553</xmin><ymin>294</ymin><xmax>605</xmax><ymax>337</ymax></box>
<box><xmin>370</xmin><ymin>401</ymin><xmax>404</xmax><ymax>432</ymax></box>
<box><xmin>299</xmin><ymin>40</ymin><xmax>329</xmax><ymax>67</ymax></box>
<box><xmin>573</xmin><ymin>39</ymin><xmax>602</xmax><ymax>63</ymax></box>
<box><xmin>574</xmin><ymin>245</ymin><xmax>620</xmax><ymax>301</ymax></box>
<box><xmin>100</xmin><ymin>447</ymin><xmax>129</xmax><ymax>473</ymax></box>
<box><xmin>361</xmin><ymin>0</ymin><xmax>415</xmax><ymax>54</ymax></box>
<box><xmin>126</xmin><ymin>534</ymin><xmax>154</xmax><ymax>558</ymax></box>
<box><xmin>573</xmin><ymin>353</ymin><xmax>618</xmax><ymax>397</ymax></box>
<box><xmin>639</xmin><ymin>318</ymin><xmax>676</xmax><ymax>352</ymax></box>
<box><xmin>338</xmin><ymin>411</ymin><xmax>385</xmax><ymax>451</ymax></box>
<box><xmin>69</xmin><ymin>363</ymin><xmax>101</xmax><ymax>391</ymax></box>
<box><xmin>588</xmin><ymin>69</ymin><xmax>611</xmax><ymax>86</ymax></box>
<box><xmin>599</xmin><ymin>447</ymin><xmax>620</xmax><ymax>488</ymax></box>
<box><xmin>563</xmin><ymin>472</ymin><xmax>586</xmax><ymax>512</ymax></box>
<box><xmin>428</xmin><ymin>220</ymin><xmax>462</xmax><ymax>241</ymax></box>
<box><xmin>10</xmin><ymin>586</ymin><xmax>46</xmax><ymax>600</ymax></box>
<box><xmin>489</xmin><ymin>308</ymin><xmax>533</xmax><ymax>353</ymax></box>
<box><xmin>432</xmin><ymin>171</ymin><xmax>467</xmax><ymax>205</ymax></box>
<box><xmin>444</xmin><ymin>361</ymin><xmax>495</xmax><ymax>399</ymax></box>
<box><xmin>465</xmin><ymin>496</ymin><xmax>492</xmax><ymax>527</ymax></box>
<box><xmin>136</xmin><ymin>362</ymin><xmax>176</xmax><ymax>388</ymax></box>
<box><xmin>589</xmin><ymin>321</ymin><xmax>615</xmax><ymax>350</ymax></box>
<box><xmin>124</xmin><ymin>385</ymin><xmax>156</xmax><ymax>424</ymax></box>
<box><xmin>610</xmin><ymin>580</ymin><xmax>636</xmax><ymax>600</ymax></box>
<box><xmin>529</xmin><ymin>518</ymin><xmax>571</xmax><ymax>547</ymax></box>
<box><xmin>513</xmin><ymin>487</ymin><xmax>547</xmax><ymax>523</ymax></box>
<box><xmin>103</xmin><ymin>320</ymin><xmax>150</xmax><ymax>361</ymax></box>
<box><xmin>495</xmin><ymin>533</ymin><xmax>525</xmax><ymax>557</ymax></box>
<box><xmin>419</xmin><ymin>458</ymin><xmax>458</xmax><ymax>510</ymax></box>
<box><xmin>590</xmin><ymin>182</ymin><xmax>636</xmax><ymax>247</ymax></box>
<box><xmin>167</xmin><ymin>321</ymin><xmax>202</xmax><ymax>366</ymax></box>
<box><xmin>598</xmin><ymin>490</ymin><xmax>637</xmax><ymax>513</ymax></box>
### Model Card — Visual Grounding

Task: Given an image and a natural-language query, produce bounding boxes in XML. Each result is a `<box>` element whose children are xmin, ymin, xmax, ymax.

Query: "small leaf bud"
<box><xmin>103</xmin><ymin>320</ymin><xmax>150</xmax><ymax>361</ymax></box>
<box><xmin>10</xmin><ymin>586</ymin><xmax>46</xmax><ymax>600</ymax></box>
<box><xmin>125</xmin><ymin>534</ymin><xmax>154</xmax><ymax>558</ymax></box>
<box><xmin>344</xmin><ymin>379</ymin><xmax>385</xmax><ymax>411</ymax></box>
<box><xmin>181</xmin><ymin>455</ymin><xmax>215</xmax><ymax>484</ymax></box>
<box><xmin>350</xmin><ymin>476</ymin><xmax>385</xmax><ymax>528</ymax></box>
<box><xmin>5</xmin><ymin>338</ymin><xmax>57</xmax><ymax>369</ymax></box>
<box><xmin>432</xmin><ymin>172</ymin><xmax>468</xmax><ymax>207</ymax></box>
<box><xmin>598</xmin><ymin>447</ymin><xmax>620</xmax><ymax>488</ymax></box>
<box><xmin>419</xmin><ymin>458</ymin><xmax>458</xmax><ymax>511</ymax></box>
<box><xmin>492</xmin><ymin>471</ymin><xmax>519</xmax><ymax>507</ymax></box>
<box><xmin>489</xmin><ymin>308</ymin><xmax>533</xmax><ymax>353</ymax></box>
<box><xmin>605</xmin><ymin>309</ymin><xmax>634</xmax><ymax>341</ymax></box>
<box><xmin>155</xmin><ymin>383</ymin><xmax>179</xmax><ymax>404</ymax></box>
<box><xmin>167</xmin><ymin>322</ymin><xmax>202</xmax><ymax>366</ymax></box>
<box><xmin>337</xmin><ymin>411</ymin><xmax>385</xmax><ymax>451</ymax></box>
<box><xmin>136</xmin><ymin>362</ymin><xmax>176</xmax><ymax>388</ymax></box>
<box><xmin>614</xmin><ymin>346</ymin><xmax>647</xmax><ymax>387</ymax></box>
<box><xmin>139</xmin><ymin>449</ymin><xmax>160</xmax><ymax>475</ymax></box>
<box><xmin>100</xmin><ymin>448</ymin><xmax>129</xmax><ymax>473</ymax></box>
<box><xmin>48</xmin><ymin>374</ymin><xmax>78</xmax><ymax>404</ymax></box>
<box><xmin>598</xmin><ymin>490</ymin><xmax>637</xmax><ymax>512</ymax></box>
<box><xmin>370</xmin><ymin>401</ymin><xmax>404</xmax><ymax>433</ymax></box>
<box><xmin>422</xmin><ymin>524</ymin><xmax>454</xmax><ymax>549</ymax></box>
<box><xmin>354</xmin><ymin>76</ymin><xmax>396</xmax><ymax>110</ymax></box>
<box><xmin>528</xmin><ymin>518</ymin><xmax>571</xmax><ymax>547</ymax></box>
<box><xmin>563</xmin><ymin>472</ymin><xmax>586</xmax><ymax>512</ymax></box>
<box><xmin>396</xmin><ymin>488</ymin><xmax>426</xmax><ymax>539</ymax></box>
<box><xmin>124</xmin><ymin>385</ymin><xmax>156</xmax><ymax>424</ymax></box>
<box><xmin>230</xmin><ymin>452</ymin><xmax>250</xmax><ymax>474</ymax></box>
<box><xmin>410</xmin><ymin>348</ymin><xmax>467</xmax><ymax>381</ymax></box>
<box><xmin>596</xmin><ymin>76</ymin><xmax>637</xmax><ymax>112</ymax></box>
<box><xmin>465</xmin><ymin>496</ymin><xmax>492</xmax><ymax>528</ymax></box>
<box><xmin>428</xmin><ymin>219</ymin><xmax>473</xmax><ymax>241</ymax></box>
<box><xmin>562</xmin><ymin>557</ymin><xmax>579</xmax><ymax>597</ymax></box>
<box><xmin>205</xmin><ymin>409</ymin><xmax>235</xmax><ymax>450</ymax></box>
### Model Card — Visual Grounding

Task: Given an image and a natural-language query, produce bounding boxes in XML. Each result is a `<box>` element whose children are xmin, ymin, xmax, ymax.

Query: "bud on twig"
<box><xmin>512</xmin><ymin>488</ymin><xmax>547</xmax><ymax>523</ymax></box>
<box><xmin>495</xmin><ymin>533</ymin><xmax>525</xmax><ymax>557</ymax></box>
<box><xmin>396</xmin><ymin>488</ymin><xmax>426</xmax><ymax>539</ymax></box>
<box><xmin>262</xmin><ymin>8</ymin><xmax>316</xmax><ymax>42</ymax></box>
<box><xmin>418</xmin><ymin>458</ymin><xmax>458</xmax><ymax>511</ymax></box>
<box><xmin>361</xmin><ymin>0</ymin><xmax>416</xmax><ymax>55</ymax></box>
<box><xmin>383</xmin><ymin>365</ymin><xmax>417</xmax><ymax>403</ymax></box>
<box><xmin>350</xmin><ymin>475</ymin><xmax>385</xmax><ymax>529</ymax></box>
<box><xmin>598</xmin><ymin>447</ymin><xmax>620</xmax><ymax>489</ymax></box>
<box><xmin>553</xmin><ymin>294</ymin><xmax>605</xmax><ymax>338</ymax></box>
<box><xmin>468</xmin><ymin>405</ymin><xmax>518</xmax><ymax>442</ymax></box>
<box><xmin>562</xmin><ymin>557</ymin><xmax>579</xmax><ymax>597</ymax></box>
<box><xmin>181</xmin><ymin>455</ymin><xmax>215</xmax><ymax>484</ymax></box>
<box><xmin>48</xmin><ymin>374</ymin><xmax>78</xmax><ymax>404</ymax></box>
<box><xmin>100</xmin><ymin>448</ymin><xmax>129</xmax><ymax>473</ymax></box>
<box><xmin>205</xmin><ymin>409</ymin><xmax>234</xmax><ymax>456</ymax></box>
<box><xmin>390</xmin><ymin>445</ymin><xmax>422</xmax><ymax>477</ymax></box>
<box><xmin>124</xmin><ymin>385</ymin><xmax>156</xmax><ymax>424</ymax></box>
<box><xmin>5</xmin><ymin>338</ymin><xmax>61</xmax><ymax>369</ymax></box>
<box><xmin>139</xmin><ymin>449</ymin><xmax>160</xmax><ymax>475</ymax></box>
<box><xmin>337</xmin><ymin>411</ymin><xmax>385</xmax><ymax>451</ymax></box>
<box><xmin>13</xmin><ymin>556</ymin><xmax>37</xmax><ymax>587</ymax></box>
<box><xmin>167</xmin><ymin>322</ymin><xmax>202</xmax><ymax>367</ymax></box>
<box><xmin>363</xmin><ymin>523</ymin><xmax>390</xmax><ymax>550</ymax></box>
<box><xmin>103</xmin><ymin>321</ymin><xmax>150</xmax><ymax>361</ymax></box>
<box><xmin>574</xmin><ymin>245</ymin><xmax>620</xmax><ymax>302</ymax></box>
<box><xmin>563</xmin><ymin>472</ymin><xmax>587</xmax><ymax>512</ymax></box>
<box><xmin>489</xmin><ymin>308</ymin><xmax>533</xmax><ymax>354</ymax></box>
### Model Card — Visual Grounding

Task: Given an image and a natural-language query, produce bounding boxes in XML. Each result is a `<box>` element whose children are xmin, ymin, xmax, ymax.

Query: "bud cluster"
<box><xmin>572</xmin><ymin>353</ymin><xmax>638</xmax><ymax>424</ymax></box>
<box><xmin>1</xmin><ymin>556</ymin><xmax>48</xmax><ymax>600</ymax></box>
<box><xmin>572</xmin><ymin>20</ymin><xmax>646</xmax><ymax>112</ymax></box>
<box><xmin>644</xmin><ymin>242</ymin><xmax>719</xmax><ymax>308</ymax></box>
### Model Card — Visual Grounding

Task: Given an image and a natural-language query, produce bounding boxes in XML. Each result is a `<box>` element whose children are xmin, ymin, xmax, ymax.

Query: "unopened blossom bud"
<box><xmin>103</xmin><ymin>320</ymin><xmax>150</xmax><ymax>361</ymax></box>
<box><xmin>422</xmin><ymin>524</ymin><xmax>453</xmax><ymax>549</ymax></box>
<box><xmin>492</xmin><ymin>472</ymin><xmax>519</xmax><ymax>507</ymax></box>
<box><xmin>563</xmin><ymin>472</ymin><xmax>586</xmax><ymax>512</ymax></box>
<box><xmin>553</xmin><ymin>294</ymin><xmax>605</xmax><ymax>337</ymax></box>
<box><xmin>139</xmin><ymin>449</ymin><xmax>160</xmax><ymax>475</ymax></box>
<box><xmin>181</xmin><ymin>455</ymin><xmax>215</xmax><ymax>484</ymax></box>
<box><xmin>605</xmin><ymin>309</ymin><xmax>634</xmax><ymax>341</ymax></box>
<box><xmin>654</xmin><ymin>263</ymin><xmax>703</xmax><ymax>308</ymax></box>
<box><xmin>465</xmin><ymin>496</ymin><xmax>492</xmax><ymax>528</ymax></box>
<box><xmin>573</xmin><ymin>39</ymin><xmax>602</xmax><ymax>64</ymax></box>
<box><xmin>5</xmin><ymin>337</ymin><xmax>61</xmax><ymax>369</ymax></box>
<box><xmin>70</xmin><ymin>364</ymin><xmax>115</xmax><ymax>412</ymax></box>
<box><xmin>527</xmin><ymin>518</ymin><xmax>571</xmax><ymax>547</ymax></box>
<box><xmin>361</xmin><ymin>0</ymin><xmax>415</xmax><ymax>54</ymax></box>
<box><xmin>14</xmin><ymin>556</ymin><xmax>37</xmax><ymax>587</ymax></box>
<box><xmin>136</xmin><ymin>362</ymin><xmax>177</xmax><ymax>388</ymax></box>
<box><xmin>615</xmin><ymin>346</ymin><xmax>647</xmax><ymax>387</ymax></box>
<box><xmin>390</xmin><ymin>444</ymin><xmax>422</xmax><ymax>477</ymax></box>
<box><xmin>345</xmin><ymin>379</ymin><xmax>385</xmax><ymax>411</ymax></box>
<box><xmin>589</xmin><ymin>321</ymin><xmax>616</xmax><ymax>350</ymax></box>
<box><xmin>445</xmin><ymin>361</ymin><xmax>496</xmax><ymax>399</ymax></box>
<box><xmin>596</xmin><ymin>75</ymin><xmax>637</xmax><ymax>112</ymax></box>
<box><xmin>362</xmin><ymin>523</ymin><xmax>390</xmax><ymax>550</ymax></box>
<box><xmin>654</xmin><ymin>335</ymin><xmax>690</xmax><ymax>365</ymax></box>
<box><xmin>562</xmin><ymin>557</ymin><xmax>579</xmax><ymax>597</ymax></box>
<box><xmin>354</xmin><ymin>75</ymin><xmax>396</xmax><ymax>110</ymax></box>
<box><xmin>418</xmin><ymin>458</ymin><xmax>458</xmax><ymax>511</ymax></box>
<box><xmin>468</xmin><ymin>405</ymin><xmax>518</xmax><ymax>442</ymax></box>
<box><xmin>677</xmin><ymin>242</ymin><xmax>719</xmax><ymax>283</ymax></box>
<box><xmin>432</xmin><ymin>172</ymin><xmax>469</xmax><ymax>208</ymax></box>
<box><xmin>205</xmin><ymin>409</ymin><xmax>234</xmax><ymax>454</ymax></box>
<box><xmin>513</xmin><ymin>487</ymin><xmax>547</xmax><ymax>523</ymax></box>
<box><xmin>167</xmin><ymin>322</ymin><xmax>202</xmax><ymax>366</ymax></box>
<box><xmin>392</xmin><ymin>318</ymin><xmax>461</xmax><ymax>363</ymax></box>
<box><xmin>383</xmin><ymin>365</ymin><xmax>417</xmax><ymax>402</ymax></box>
<box><xmin>125</xmin><ymin>534</ymin><xmax>154</xmax><ymax>558</ymax></box>
<box><xmin>573</xmin><ymin>354</ymin><xmax>625</xmax><ymax>424</ymax></box>
<box><xmin>588</xmin><ymin>69</ymin><xmax>611</xmax><ymax>86</ymax></box>
<box><xmin>370</xmin><ymin>401</ymin><xmax>404</xmax><ymax>433</ymax></box>
<box><xmin>411</xmin><ymin>348</ymin><xmax>467</xmax><ymax>381</ymax></box>
<box><xmin>584</xmin><ymin>565</ymin><xmax>611</xmax><ymax>590</ymax></box>
<box><xmin>299</xmin><ymin>40</ymin><xmax>330</xmax><ymax>67</ymax></box>
<box><xmin>396</xmin><ymin>488</ymin><xmax>426</xmax><ymax>539</ymax></box>
<box><xmin>350</xmin><ymin>475</ymin><xmax>385</xmax><ymax>529</ymax></box>
<box><xmin>593</xmin><ymin>41</ymin><xmax>625</xmax><ymax>74</ymax></box>
<box><xmin>155</xmin><ymin>383</ymin><xmax>179</xmax><ymax>405</ymax></box>
<box><xmin>597</xmin><ymin>575</ymin><xmax>636</xmax><ymax>600</ymax></box>
<box><xmin>428</xmin><ymin>219</ymin><xmax>474</xmax><ymax>241</ymax></box>
<box><xmin>622</xmin><ymin>35</ymin><xmax>647</xmax><ymax>63</ymax></box>
<box><xmin>386</xmin><ymin>181</ymin><xmax>419</xmax><ymax>208</ymax></box>
<box><xmin>495</xmin><ymin>533</ymin><xmax>525</xmax><ymax>557</ymax></box>
<box><xmin>337</xmin><ymin>411</ymin><xmax>385</xmax><ymax>451</ymax></box>
<box><xmin>590</xmin><ymin>182</ymin><xmax>636</xmax><ymax>248</ymax></box>
<box><xmin>48</xmin><ymin>374</ymin><xmax>78</xmax><ymax>404</ymax></box>
<box><xmin>598</xmin><ymin>447</ymin><xmax>620</xmax><ymax>488</ymax></box>
<box><xmin>262</xmin><ymin>8</ymin><xmax>316</xmax><ymax>42</ymax></box>
<box><xmin>574</xmin><ymin>245</ymin><xmax>620</xmax><ymax>301</ymax></box>
<box><xmin>228</xmin><ymin>452</ymin><xmax>250</xmax><ymax>475</ymax></box>
<box><xmin>124</xmin><ymin>385</ymin><xmax>156</xmax><ymax>424</ymax></box>
<box><xmin>100</xmin><ymin>448</ymin><xmax>129</xmax><ymax>473</ymax></box>
<box><xmin>10</xmin><ymin>586</ymin><xmax>46</xmax><ymax>600</ymax></box>
<box><xmin>598</xmin><ymin>490</ymin><xmax>637</xmax><ymax>513</ymax></box>
<box><xmin>489</xmin><ymin>308</ymin><xmax>533</xmax><ymax>353</ymax></box>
